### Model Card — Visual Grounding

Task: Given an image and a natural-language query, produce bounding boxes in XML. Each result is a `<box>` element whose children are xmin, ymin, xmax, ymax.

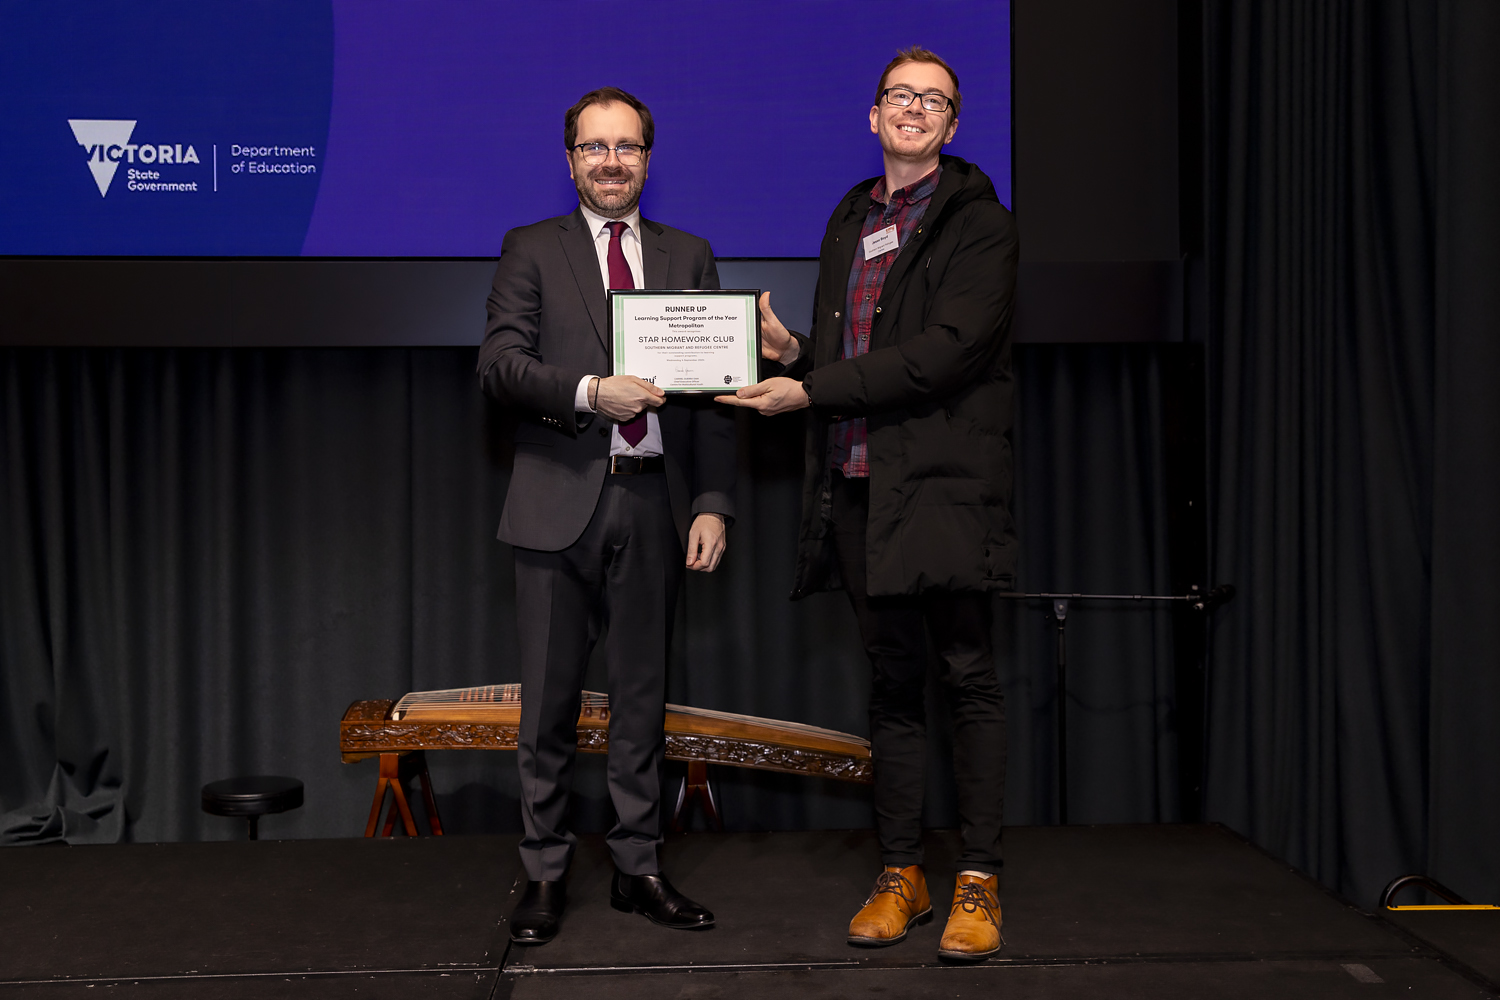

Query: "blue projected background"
<box><xmin>0</xmin><ymin>1</ymin><xmax>1011</xmax><ymax>258</ymax></box>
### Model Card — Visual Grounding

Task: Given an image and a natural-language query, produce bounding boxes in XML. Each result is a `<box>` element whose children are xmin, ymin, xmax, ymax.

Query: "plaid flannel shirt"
<box><xmin>830</xmin><ymin>165</ymin><xmax>941</xmax><ymax>477</ymax></box>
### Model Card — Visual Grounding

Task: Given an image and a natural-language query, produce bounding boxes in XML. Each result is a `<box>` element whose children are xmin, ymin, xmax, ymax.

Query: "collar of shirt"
<box><xmin>870</xmin><ymin>164</ymin><xmax>942</xmax><ymax>210</ymax></box>
<box><xmin>578</xmin><ymin>202</ymin><xmax>644</xmax><ymax>290</ymax></box>
<box><xmin>578</xmin><ymin>202</ymin><xmax>642</xmax><ymax>242</ymax></box>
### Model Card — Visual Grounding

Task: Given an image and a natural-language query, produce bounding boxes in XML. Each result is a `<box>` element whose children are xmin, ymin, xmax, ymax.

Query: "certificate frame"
<box><xmin>608</xmin><ymin>288</ymin><xmax>761</xmax><ymax>394</ymax></box>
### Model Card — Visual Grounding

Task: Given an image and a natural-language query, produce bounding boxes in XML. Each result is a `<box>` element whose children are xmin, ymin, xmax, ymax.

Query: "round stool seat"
<box><xmin>201</xmin><ymin>777</ymin><xmax>303</xmax><ymax>839</ymax></box>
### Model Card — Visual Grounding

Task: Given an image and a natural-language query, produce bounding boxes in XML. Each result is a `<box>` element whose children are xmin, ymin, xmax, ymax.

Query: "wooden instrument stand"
<box><xmin>670</xmin><ymin>760</ymin><xmax>722</xmax><ymax>832</ymax></box>
<box><xmin>363</xmin><ymin>750</ymin><xmax>444</xmax><ymax>837</ymax></box>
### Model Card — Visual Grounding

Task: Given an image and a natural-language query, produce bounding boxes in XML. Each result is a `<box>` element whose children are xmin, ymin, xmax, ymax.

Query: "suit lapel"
<box><xmin>559</xmin><ymin>209</ymin><xmax>610</xmax><ymax>352</ymax></box>
<box><xmin>640</xmin><ymin>217</ymin><xmax>669</xmax><ymax>289</ymax></box>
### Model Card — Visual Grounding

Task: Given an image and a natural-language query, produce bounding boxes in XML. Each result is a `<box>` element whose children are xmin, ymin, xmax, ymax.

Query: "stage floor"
<box><xmin>1</xmin><ymin>825</ymin><xmax>1494</xmax><ymax>998</ymax></box>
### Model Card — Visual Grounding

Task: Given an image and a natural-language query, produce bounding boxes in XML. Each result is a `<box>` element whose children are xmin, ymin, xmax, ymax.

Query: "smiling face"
<box><xmin>567</xmin><ymin>101</ymin><xmax>650</xmax><ymax>219</ymax></box>
<box><xmin>869</xmin><ymin>60</ymin><xmax>959</xmax><ymax>167</ymax></box>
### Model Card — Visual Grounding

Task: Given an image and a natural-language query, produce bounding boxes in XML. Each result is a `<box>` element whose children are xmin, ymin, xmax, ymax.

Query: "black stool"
<box><xmin>201</xmin><ymin>776</ymin><xmax>303</xmax><ymax>840</ymax></box>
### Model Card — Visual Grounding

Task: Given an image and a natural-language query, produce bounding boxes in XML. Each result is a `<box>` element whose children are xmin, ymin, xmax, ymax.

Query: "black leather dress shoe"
<box><xmin>610</xmin><ymin>869</ymin><xmax>715</xmax><ymax>929</ymax></box>
<box><xmin>510</xmin><ymin>880</ymin><xmax>565</xmax><ymax>944</ymax></box>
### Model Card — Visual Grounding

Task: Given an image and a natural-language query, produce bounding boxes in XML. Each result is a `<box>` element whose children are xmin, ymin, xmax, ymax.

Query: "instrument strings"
<box><xmin>392</xmin><ymin>685</ymin><xmax>865</xmax><ymax>745</ymax></box>
<box><xmin>662</xmin><ymin>703</ymin><xmax>868</xmax><ymax>743</ymax></box>
<box><xmin>392</xmin><ymin>684</ymin><xmax>606</xmax><ymax>719</ymax></box>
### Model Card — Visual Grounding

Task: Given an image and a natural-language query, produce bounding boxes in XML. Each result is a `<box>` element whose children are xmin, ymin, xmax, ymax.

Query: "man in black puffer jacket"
<box><xmin>720</xmin><ymin>46</ymin><xmax>1016</xmax><ymax>962</ymax></box>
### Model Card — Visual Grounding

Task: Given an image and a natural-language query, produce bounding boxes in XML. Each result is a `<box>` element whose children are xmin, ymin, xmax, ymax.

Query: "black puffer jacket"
<box><xmin>786</xmin><ymin>155</ymin><xmax>1018</xmax><ymax>598</ymax></box>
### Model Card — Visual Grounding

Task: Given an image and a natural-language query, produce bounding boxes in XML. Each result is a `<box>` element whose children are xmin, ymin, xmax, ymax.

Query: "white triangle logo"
<box><xmin>68</xmin><ymin>119</ymin><xmax>137</xmax><ymax>196</ymax></box>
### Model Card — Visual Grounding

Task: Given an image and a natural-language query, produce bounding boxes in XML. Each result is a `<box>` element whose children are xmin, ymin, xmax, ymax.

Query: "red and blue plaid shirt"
<box><xmin>830</xmin><ymin>165</ymin><xmax>941</xmax><ymax>477</ymax></box>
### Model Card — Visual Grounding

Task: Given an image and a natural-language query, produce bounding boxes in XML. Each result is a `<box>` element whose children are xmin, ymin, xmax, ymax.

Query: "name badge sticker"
<box><xmin>862</xmin><ymin>224</ymin><xmax>900</xmax><ymax>260</ymax></box>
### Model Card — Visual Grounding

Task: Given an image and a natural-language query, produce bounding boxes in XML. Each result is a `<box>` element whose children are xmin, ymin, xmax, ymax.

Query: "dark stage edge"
<box><xmin>1</xmin><ymin>826</ymin><xmax>1494</xmax><ymax>999</ymax></box>
<box><xmin>1387</xmin><ymin>909</ymin><xmax>1500</xmax><ymax>988</ymax></box>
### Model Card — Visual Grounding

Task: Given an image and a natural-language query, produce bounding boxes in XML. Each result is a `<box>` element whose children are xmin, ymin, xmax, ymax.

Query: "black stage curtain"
<box><xmin>1204</xmin><ymin>0</ymin><xmax>1500</xmax><ymax>907</ymax></box>
<box><xmin>0</xmin><ymin>345</ymin><xmax>1185</xmax><ymax>845</ymax></box>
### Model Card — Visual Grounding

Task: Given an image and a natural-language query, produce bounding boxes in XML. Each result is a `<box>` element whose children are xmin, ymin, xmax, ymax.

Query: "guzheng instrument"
<box><xmin>339</xmin><ymin>683</ymin><xmax>872</xmax><ymax>783</ymax></box>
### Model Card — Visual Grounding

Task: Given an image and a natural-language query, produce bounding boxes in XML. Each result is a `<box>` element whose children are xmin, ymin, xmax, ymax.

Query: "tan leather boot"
<box><xmin>937</xmin><ymin>871</ymin><xmax>1003</xmax><ymax>960</ymax></box>
<box><xmin>847</xmin><ymin>865</ymin><xmax>932</xmax><ymax>946</ymax></box>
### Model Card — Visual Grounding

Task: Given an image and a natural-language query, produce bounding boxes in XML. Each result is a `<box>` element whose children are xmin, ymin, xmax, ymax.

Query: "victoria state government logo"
<box><xmin>68</xmin><ymin>119</ymin><xmax>202</xmax><ymax>197</ymax></box>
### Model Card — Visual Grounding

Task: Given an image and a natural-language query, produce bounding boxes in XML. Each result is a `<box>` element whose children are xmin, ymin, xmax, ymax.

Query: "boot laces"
<box><xmin>866</xmin><ymin>869</ymin><xmax>918</xmax><ymax>906</ymax></box>
<box><xmin>953</xmin><ymin>881</ymin><xmax>999</xmax><ymax>924</ymax></box>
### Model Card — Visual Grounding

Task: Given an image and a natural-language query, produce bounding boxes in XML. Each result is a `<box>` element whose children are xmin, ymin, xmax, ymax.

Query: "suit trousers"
<box><xmin>830</xmin><ymin>471</ymin><xmax>1007</xmax><ymax>874</ymax></box>
<box><xmin>512</xmin><ymin>472</ymin><xmax>682</xmax><ymax>881</ymax></box>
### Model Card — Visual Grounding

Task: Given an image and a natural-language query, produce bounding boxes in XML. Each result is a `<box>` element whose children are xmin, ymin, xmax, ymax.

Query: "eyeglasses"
<box><xmin>882</xmin><ymin>88</ymin><xmax>953</xmax><ymax>113</ymax></box>
<box><xmin>571</xmin><ymin>142</ymin><xmax>648</xmax><ymax>166</ymax></box>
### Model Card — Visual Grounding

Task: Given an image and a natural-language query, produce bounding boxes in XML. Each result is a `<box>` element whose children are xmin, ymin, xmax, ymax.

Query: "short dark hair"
<box><xmin>563</xmin><ymin>86</ymin><xmax>654</xmax><ymax>151</ymax></box>
<box><xmin>876</xmin><ymin>46</ymin><xmax>962</xmax><ymax>118</ymax></box>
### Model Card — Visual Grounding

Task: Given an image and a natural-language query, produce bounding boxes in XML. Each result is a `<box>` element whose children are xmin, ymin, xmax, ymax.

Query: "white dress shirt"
<box><xmin>573</xmin><ymin>202</ymin><xmax>663</xmax><ymax>458</ymax></box>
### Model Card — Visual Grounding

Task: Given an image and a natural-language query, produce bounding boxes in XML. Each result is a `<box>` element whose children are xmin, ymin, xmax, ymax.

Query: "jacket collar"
<box><xmin>834</xmin><ymin>155</ymin><xmax>991</xmax><ymax>233</ymax></box>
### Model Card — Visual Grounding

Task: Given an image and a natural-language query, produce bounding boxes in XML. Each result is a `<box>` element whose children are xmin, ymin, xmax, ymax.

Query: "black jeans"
<box><xmin>830</xmin><ymin>472</ymin><xmax>1006</xmax><ymax>874</ymax></box>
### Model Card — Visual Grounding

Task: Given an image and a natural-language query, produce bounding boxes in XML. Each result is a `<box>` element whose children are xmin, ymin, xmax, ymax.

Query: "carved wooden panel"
<box><xmin>663</xmin><ymin>733</ymin><xmax>872</xmax><ymax>783</ymax></box>
<box><xmin>339</xmin><ymin>701</ymin><xmax>872</xmax><ymax>783</ymax></box>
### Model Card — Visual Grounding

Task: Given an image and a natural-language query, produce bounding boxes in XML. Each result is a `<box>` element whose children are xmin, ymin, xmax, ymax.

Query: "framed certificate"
<box><xmin>609</xmin><ymin>289</ymin><xmax>760</xmax><ymax>393</ymax></box>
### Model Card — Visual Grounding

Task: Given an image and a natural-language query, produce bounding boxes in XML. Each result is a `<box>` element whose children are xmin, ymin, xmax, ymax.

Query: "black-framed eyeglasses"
<box><xmin>881</xmin><ymin>88</ymin><xmax>953</xmax><ymax>113</ymax></box>
<box><xmin>571</xmin><ymin>142</ymin><xmax>648</xmax><ymax>165</ymax></box>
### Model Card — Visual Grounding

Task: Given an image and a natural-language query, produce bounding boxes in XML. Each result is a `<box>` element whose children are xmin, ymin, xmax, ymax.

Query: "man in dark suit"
<box><xmin>721</xmin><ymin>49</ymin><xmax>1015</xmax><ymax>961</ymax></box>
<box><xmin>478</xmin><ymin>86</ymin><xmax>734</xmax><ymax>945</ymax></box>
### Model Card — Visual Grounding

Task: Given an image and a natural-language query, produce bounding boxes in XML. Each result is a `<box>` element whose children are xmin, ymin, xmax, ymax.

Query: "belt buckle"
<box><xmin>609</xmin><ymin>455</ymin><xmax>662</xmax><ymax>475</ymax></box>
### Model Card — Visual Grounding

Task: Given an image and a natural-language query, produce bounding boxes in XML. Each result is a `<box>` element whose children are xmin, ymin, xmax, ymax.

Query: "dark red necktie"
<box><xmin>606</xmin><ymin>221</ymin><xmax>647</xmax><ymax>447</ymax></box>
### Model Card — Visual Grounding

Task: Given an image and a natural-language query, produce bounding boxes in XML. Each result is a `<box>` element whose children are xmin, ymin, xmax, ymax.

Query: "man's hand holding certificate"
<box><xmin>717</xmin><ymin>291</ymin><xmax>812</xmax><ymax>415</ymax></box>
<box><xmin>609</xmin><ymin>289</ymin><xmax>760</xmax><ymax>392</ymax></box>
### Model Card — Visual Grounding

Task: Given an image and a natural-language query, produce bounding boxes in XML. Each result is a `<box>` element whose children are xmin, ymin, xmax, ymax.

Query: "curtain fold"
<box><xmin>1007</xmin><ymin>345</ymin><xmax>1180</xmax><ymax>826</ymax></box>
<box><xmin>1426</xmin><ymin>0</ymin><xmax>1500</xmax><ymax>906</ymax></box>
<box><xmin>1</xmin><ymin>345</ymin><xmax>1183</xmax><ymax>843</ymax></box>
<box><xmin>1</xmin><ymin>350</ymin><xmax>421</xmax><ymax>843</ymax></box>
<box><xmin>1205</xmin><ymin>0</ymin><xmax>1500</xmax><ymax>906</ymax></box>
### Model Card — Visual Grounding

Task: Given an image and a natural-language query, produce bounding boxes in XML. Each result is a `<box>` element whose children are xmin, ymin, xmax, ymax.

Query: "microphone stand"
<box><xmin>995</xmin><ymin>585</ymin><xmax>1236</xmax><ymax>825</ymax></box>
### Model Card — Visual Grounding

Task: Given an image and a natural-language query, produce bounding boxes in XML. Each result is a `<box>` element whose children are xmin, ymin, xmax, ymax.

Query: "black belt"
<box><xmin>609</xmin><ymin>455</ymin><xmax>665</xmax><ymax>475</ymax></box>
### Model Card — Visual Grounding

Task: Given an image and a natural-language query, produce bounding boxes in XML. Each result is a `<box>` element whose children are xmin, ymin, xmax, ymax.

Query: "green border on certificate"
<box><xmin>609</xmin><ymin>289</ymin><xmax>761</xmax><ymax>393</ymax></box>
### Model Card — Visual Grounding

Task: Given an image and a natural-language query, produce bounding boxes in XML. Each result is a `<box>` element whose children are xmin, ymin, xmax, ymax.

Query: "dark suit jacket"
<box><xmin>478</xmin><ymin>208</ymin><xmax>736</xmax><ymax>552</ymax></box>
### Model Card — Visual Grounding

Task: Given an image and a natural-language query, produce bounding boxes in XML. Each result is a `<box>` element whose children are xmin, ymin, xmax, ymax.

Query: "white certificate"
<box><xmin>609</xmin><ymin>289</ymin><xmax>760</xmax><ymax>393</ymax></box>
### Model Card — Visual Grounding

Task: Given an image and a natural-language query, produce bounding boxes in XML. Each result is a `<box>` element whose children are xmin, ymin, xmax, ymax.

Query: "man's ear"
<box><xmin>869</xmin><ymin>105</ymin><xmax>880</xmax><ymax>135</ymax></box>
<box><xmin>566</xmin><ymin>149</ymin><xmax>575</xmax><ymax>182</ymax></box>
<box><xmin>945</xmin><ymin>117</ymin><xmax>959</xmax><ymax>145</ymax></box>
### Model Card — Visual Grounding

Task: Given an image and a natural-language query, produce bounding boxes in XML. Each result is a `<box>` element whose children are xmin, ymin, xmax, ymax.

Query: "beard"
<box><xmin>880</xmin><ymin>115</ymin><xmax>945</xmax><ymax>163</ymax></box>
<box><xmin>575</xmin><ymin>164</ymin><xmax>645</xmax><ymax>219</ymax></box>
